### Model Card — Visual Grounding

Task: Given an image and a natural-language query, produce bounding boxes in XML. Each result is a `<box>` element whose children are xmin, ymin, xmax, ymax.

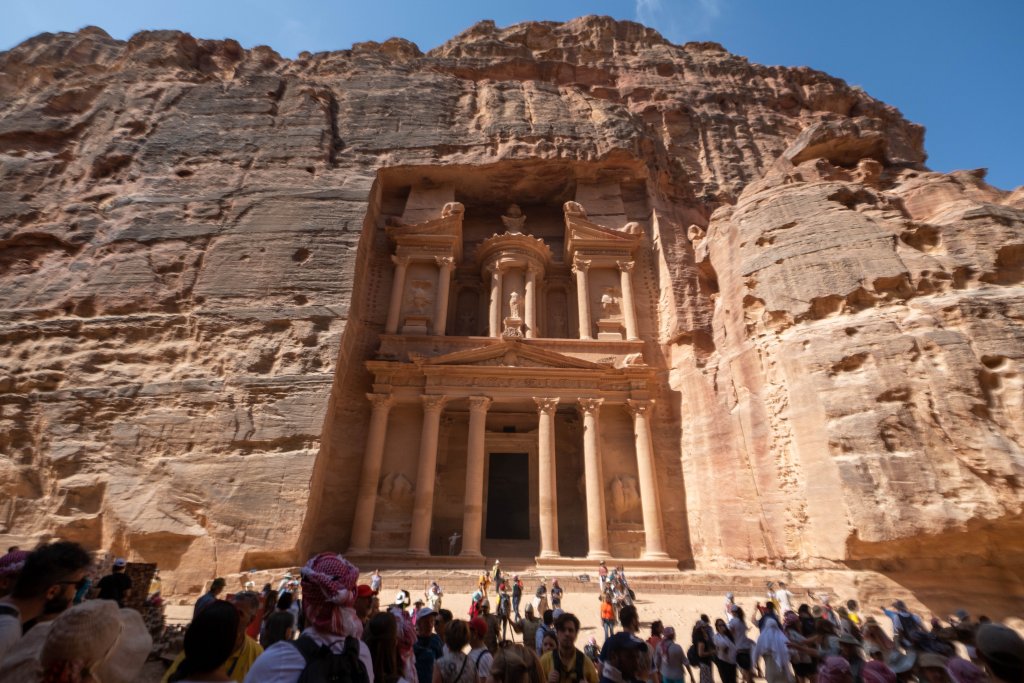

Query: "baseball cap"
<box><xmin>417</xmin><ymin>606</ymin><xmax>438</xmax><ymax>620</ymax></box>
<box><xmin>113</xmin><ymin>558</ymin><xmax>127</xmax><ymax>568</ymax></box>
<box><xmin>602</xmin><ymin>631</ymin><xmax>647</xmax><ymax>658</ymax></box>
<box><xmin>356</xmin><ymin>584</ymin><xmax>375</xmax><ymax>598</ymax></box>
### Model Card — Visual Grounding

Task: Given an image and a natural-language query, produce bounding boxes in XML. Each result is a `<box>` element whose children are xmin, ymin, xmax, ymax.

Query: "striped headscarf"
<box><xmin>300</xmin><ymin>552</ymin><xmax>362</xmax><ymax>638</ymax></box>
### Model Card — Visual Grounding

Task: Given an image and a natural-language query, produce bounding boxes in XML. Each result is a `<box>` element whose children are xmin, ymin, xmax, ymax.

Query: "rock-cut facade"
<box><xmin>0</xmin><ymin>17</ymin><xmax>1021</xmax><ymax>610</ymax></box>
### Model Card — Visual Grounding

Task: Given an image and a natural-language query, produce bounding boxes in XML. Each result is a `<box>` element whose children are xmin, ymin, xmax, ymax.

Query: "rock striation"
<box><xmin>0</xmin><ymin>17</ymin><xmax>1021</xmax><ymax>611</ymax></box>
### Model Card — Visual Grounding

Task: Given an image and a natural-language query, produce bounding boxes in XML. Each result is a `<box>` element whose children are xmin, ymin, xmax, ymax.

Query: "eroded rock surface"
<box><xmin>0</xmin><ymin>17</ymin><xmax>1020</xmax><ymax>607</ymax></box>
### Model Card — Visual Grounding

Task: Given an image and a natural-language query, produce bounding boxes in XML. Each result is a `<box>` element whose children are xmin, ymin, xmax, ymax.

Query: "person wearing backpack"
<box><xmin>243</xmin><ymin>552</ymin><xmax>373</xmax><ymax>683</ymax></box>
<box><xmin>469</xmin><ymin>617</ymin><xmax>494</xmax><ymax>683</ymax></box>
<box><xmin>540</xmin><ymin>612</ymin><xmax>599</xmax><ymax>683</ymax></box>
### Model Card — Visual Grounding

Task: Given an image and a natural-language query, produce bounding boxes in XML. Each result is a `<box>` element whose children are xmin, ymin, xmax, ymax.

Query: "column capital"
<box><xmin>617</xmin><ymin>260</ymin><xmax>635</xmax><ymax>273</ymax></box>
<box><xmin>534</xmin><ymin>397</ymin><xmax>560</xmax><ymax>415</ymax></box>
<box><xmin>526</xmin><ymin>264</ymin><xmax>540</xmax><ymax>276</ymax></box>
<box><xmin>578</xmin><ymin>397</ymin><xmax>604</xmax><ymax>416</ymax></box>
<box><xmin>435</xmin><ymin>255</ymin><xmax>455</xmax><ymax>269</ymax></box>
<box><xmin>572</xmin><ymin>258</ymin><xmax>591</xmax><ymax>274</ymax></box>
<box><xmin>422</xmin><ymin>394</ymin><xmax>448</xmax><ymax>412</ymax></box>
<box><xmin>366</xmin><ymin>393</ymin><xmax>395</xmax><ymax>409</ymax></box>
<box><xmin>468</xmin><ymin>396</ymin><xmax>493</xmax><ymax>412</ymax></box>
<box><xmin>392</xmin><ymin>254</ymin><xmax>411</xmax><ymax>268</ymax></box>
<box><xmin>627</xmin><ymin>398</ymin><xmax>655</xmax><ymax>417</ymax></box>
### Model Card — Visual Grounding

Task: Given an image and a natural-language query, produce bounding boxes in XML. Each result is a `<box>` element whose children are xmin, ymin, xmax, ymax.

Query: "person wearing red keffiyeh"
<box><xmin>244</xmin><ymin>553</ymin><xmax>375</xmax><ymax>683</ymax></box>
<box><xmin>0</xmin><ymin>550</ymin><xmax>29</xmax><ymax>597</ymax></box>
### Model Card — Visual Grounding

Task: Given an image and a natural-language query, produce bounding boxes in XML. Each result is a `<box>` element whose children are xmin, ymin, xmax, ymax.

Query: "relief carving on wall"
<box><xmin>608</xmin><ymin>475</ymin><xmax>641</xmax><ymax>520</ymax></box>
<box><xmin>379</xmin><ymin>472</ymin><xmax>414</xmax><ymax>505</ymax></box>
<box><xmin>407</xmin><ymin>280</ymin><xmax>434</xmax><ymax>315</ymax></box>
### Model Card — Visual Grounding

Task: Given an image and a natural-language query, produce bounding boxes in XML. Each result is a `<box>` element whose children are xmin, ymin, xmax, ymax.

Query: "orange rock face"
<box><xmin>0</xmin><ymin>18</ymin><xmax>1021</xmax><ymax>603</ymax></box>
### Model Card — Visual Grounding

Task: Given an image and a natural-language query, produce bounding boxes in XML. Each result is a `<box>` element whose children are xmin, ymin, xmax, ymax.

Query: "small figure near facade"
<box><xmin>509</xmin><ymin>291</ymin><xmax>521</xmax><ymax>319</ymax></box>
<box><xmin>501</xmin><ymin>204</ymin><xmax>527</xmax><ymax>233</ymax></box>
<box><xmin>448</xmin><ymin>532</ymin><xmax>461</xmax><ymax>556</ymax></box>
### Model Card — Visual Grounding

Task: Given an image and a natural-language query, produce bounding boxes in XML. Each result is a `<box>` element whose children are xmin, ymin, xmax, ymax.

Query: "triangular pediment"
<box><xmin>423</xmin><ymin>341</ymin><xmax>604</xmax><ymax>370</ymax></box>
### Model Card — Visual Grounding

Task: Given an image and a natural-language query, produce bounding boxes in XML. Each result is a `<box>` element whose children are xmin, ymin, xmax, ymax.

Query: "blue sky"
<box><xmin>3</xmin><ymin>0</ymin><xmax>1021</xmax><ymax>190</ymax></box>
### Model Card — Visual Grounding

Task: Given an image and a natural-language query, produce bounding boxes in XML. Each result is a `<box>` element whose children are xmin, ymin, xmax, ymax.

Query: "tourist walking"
<box><xmin>713</xmin><ymin>618</ymin><xmax>738</xmax><ymax>683</ymax></box>
<box><xmin>194</xmin><ymin>577</ymin><xmax>226</xmax><ymax>618</ymax></box>
<box><xmin>691</xmin><ymin>619</ymin><xmax>714</xmax><ymax>683</ymax></box>
<box><xmin>729</xmin><ymin>607</ymin><xmax>755</xmax><ymax>683</ymax></box>
<box><xmin>434</xmin><ymin>620</ymin><xmax>477</xmax><ymax>683</ymax></box>
<box><xmin>550</xmin><ymin>579</ymin><xmax>564</xmax><ymax>610</ymax></box>
<box><xmin>511</xmin><ymin>575</ymin><xmax>523</xmax><ymax>620</ymax></box>
<box><xmin>540</xmin><ymin>612</ymin><xmax>599</xmax><ymax>683</ymax></box>
<box><xmin>469</xmin><ymin>617</ymin><xmax>494</xmax><ymax>683</ymax></box>
<box><xmin>752</xmin><ymin>619</ymin><xmax>793</xmax><ymax>683</ymax></box>
<box><xmin>96</xmin><ymin>557</ymin><xmax>133</xmax><ymax>608</ymax></box>
<box><xmin>657</xmin><ymin>626</ymin><xmax>693</xmax><ymax>683</ymax></box>
<box><xmin>601</xmin><ymin>593</ymin><xmax>616</xmax><ymax>641</ymax></box>
<box><xmin>242</xmin><ymin>552</ymin><xmax>372</xmax><ymax>683</ymax></box>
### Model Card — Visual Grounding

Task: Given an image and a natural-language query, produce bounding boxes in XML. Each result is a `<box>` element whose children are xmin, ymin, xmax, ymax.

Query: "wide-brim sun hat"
<box><xmin>42</xmin><ymin>601</ymin><xmax>152</xmax><ymax>683</ymax></box>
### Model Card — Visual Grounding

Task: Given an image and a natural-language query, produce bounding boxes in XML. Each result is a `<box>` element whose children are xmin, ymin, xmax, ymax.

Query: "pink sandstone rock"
<box><xmin>0</xmin><ymin>17</ymin><xmax>1020</xmax><ymax>611</ymax></box>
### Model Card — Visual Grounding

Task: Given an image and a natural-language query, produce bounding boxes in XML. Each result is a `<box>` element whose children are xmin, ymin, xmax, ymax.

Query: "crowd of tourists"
<box><xmin>0</xmin><ymin>543</ymin><xmax>1022</xmax><ymax>683</ymax></box>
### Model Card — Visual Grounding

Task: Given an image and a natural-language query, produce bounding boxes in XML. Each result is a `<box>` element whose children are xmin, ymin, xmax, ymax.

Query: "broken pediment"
<box><xmin>563</xmin><ymin>203</ymin><xmax>642</xmax><ymax>262</ymax></box>
<box><xmin>422</xmin><ymin>340</ymin><xmax>604</xmax><ymax>370</ymax></box>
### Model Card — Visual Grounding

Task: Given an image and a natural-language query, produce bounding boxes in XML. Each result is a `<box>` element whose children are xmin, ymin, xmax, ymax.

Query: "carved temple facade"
<box><xmin>329</xmin><ymin>170</ymin><xmax>686</xmax><ymax>568</ymax></box>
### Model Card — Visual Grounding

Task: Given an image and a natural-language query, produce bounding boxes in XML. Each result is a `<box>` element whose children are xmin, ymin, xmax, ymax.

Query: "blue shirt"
<box><xmin>414</xmin><ymin>633</ymin><xmax>444</xmax><ymax>683</ymax></box>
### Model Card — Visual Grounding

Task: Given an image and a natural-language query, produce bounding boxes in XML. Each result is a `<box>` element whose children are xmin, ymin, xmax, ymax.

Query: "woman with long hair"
<box><xmin>729</xmin><ymin>607</ymin><xmax>755</xmax><ymax>683</ymax></box>
<box><xmin>434</xmin><ymin>620</ymin><xmax>477</xmax><ymax>683</ymax></box>
<box><xmin>366</xmin><ymin>611</ymin><xmax>404</xmax><ymax>683</ymax></box>
<box><xmin>713</xmin><ymin>618</ymin><xmax>737</xmax><ymax>683</ymax></box>
<box><xmin>169</xmin><ymin>600</ymin><xmax>239</xmax><ymax>682</ymax></box>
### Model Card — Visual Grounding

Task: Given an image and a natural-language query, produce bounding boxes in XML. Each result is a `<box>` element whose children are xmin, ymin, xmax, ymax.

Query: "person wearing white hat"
<box><xmin>0</xmin><ymin>599</ymin><xmax>152</xmax><ymax>683</ymax></box>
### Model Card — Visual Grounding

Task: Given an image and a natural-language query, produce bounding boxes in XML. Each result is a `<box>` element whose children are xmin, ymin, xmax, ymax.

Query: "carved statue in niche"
<box><xmin>608</xmin><ymin>475</ymin><xmax>641</xmax><ymax>519</ymax></box>
<box><xmin>601</xmin><ymin>287</ymin><xmax>621</xmax><ymax>318</ymax></box>
<box><xmin>379</xmin><ymin>472</ymin><xmax>414</xmax><ymax>505</ymax></box>
<box><xmin>509</xmin><ymin>290</ymin><xmax>521</xmax><ymax>319</ymax></box>
<box><xmin>501</xmin><ymin>204</ymin><xmax>527</xmax><ymax>233</ymax></box>
<box><xmin>407</xmin><ymin>280</ymin><xmax>433</xmax><ymax>315</ymax></box>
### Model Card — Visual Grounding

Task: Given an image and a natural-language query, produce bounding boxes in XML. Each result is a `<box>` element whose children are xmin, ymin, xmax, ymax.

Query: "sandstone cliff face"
<box><xmin>0</xmin><ymin>17</ymin><xmax>1020</xmax><ymax>603</ymax></box>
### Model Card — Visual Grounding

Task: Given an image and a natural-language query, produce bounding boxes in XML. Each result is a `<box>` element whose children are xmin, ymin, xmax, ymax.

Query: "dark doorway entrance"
<box><xmin>486</xmin><ymin>453</ymin><xmax>530</xmax><ymax>539</ymax></box>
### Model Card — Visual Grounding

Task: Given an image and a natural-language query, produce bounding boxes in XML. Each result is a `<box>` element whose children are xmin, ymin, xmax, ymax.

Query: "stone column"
<box><xmin>573</xmin><ymin>259</ymin><xmax>592</xmax><ymax>340</ymax></box>
<box><xmin>525</xmin><ymin>266</ymin><xmax>538</xmax><ymax>339</ymax></box>
<box><xmin>627</xmin><ymin>399</ymin><xmax>670</xmax><ymax>559</ymax></box>
<box><xmin>579</xmin><ymin>398</ymin><xmax>610</xmax><ymax>559</ymax></box>
<box><xmin>535</xmin><ymin>397</ymin><xmax>560</xmax><ymax>558</ymax></box>
<box><xmin>618</xmin><ymin>260</ymin><xmax>639</xmax><ymax>341</ymax></box>
<box><xmin>348</xmin><ymin>392</ymin><xmax>394</xmax><ymax>553</ymax></box>
<box><xmin>385</xmin><ymin>255</ymin><xmax>410</xmax><ymax>334</ymax></box>
<box><xmin>409</xmin><ymin>395</ymin><xmax>448</xmax><ymax>556</ymax></box>
<box><xmin>433</xmin><ymin>256</ymin><xmax>455</xmax><ymax>336</ymax></box>
<box><xmin>461</xmin><ymin>396</ymin><xmax>492</xmax><ymax>558</ymax></box>
<box><xmin>488</xmin><ymin>266</ymin><xmax>503</xmax><ymax>338</ymax></box>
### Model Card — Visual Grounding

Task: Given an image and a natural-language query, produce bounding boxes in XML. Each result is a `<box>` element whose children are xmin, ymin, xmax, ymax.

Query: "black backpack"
<box><xmin>552</xmin><ymin>648</ymin><xmax>585</xmax><ymax>683</ymax></box>
<box><xmin>291</xmin><ymin>634</ymin><xmax>370</xmax><ymax>683</ymax></box>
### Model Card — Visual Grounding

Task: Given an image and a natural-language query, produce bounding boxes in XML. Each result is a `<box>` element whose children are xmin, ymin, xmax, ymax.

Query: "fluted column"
<box><xmin>627</xmin><ymin>399</ymin><xmax>669</xmax><ymax>559</ymax></box>
<box><xmin>433</xmin><ymin>256</ymin><xmax>455</xmax><ymax>336</ymax></box>
<box><xmin>385</xmin><ymin>255</ymin><xmax>410</xmax><ymax>334</ymax></box>
<box><xmin>525</xmin><ymin>267</ymin><xmax>538</xmax><ymax>339</ymax></box>
<box><xmin>488</xmin><ymin>266</ymin><xmax>503</xmax><ymax>338</ymax></box>
<box><xmin>579</xmin><ymin>398</ymin><xmax>610</xmax><ymax>559</ymax></box>
<box><xmin>535</xmin><ymin>397</ymin><xmax>560</xmax><ymax>558</ymax></box>
<box><xmin>409</xmin><ymin>395</ymin><xmax>448</xmax><ymax>555</ymax></box>
<box><xmin>348</xmin><ymin>393</ymin><xmax>394</xmax><ymax>553</ymax></box>
<box><xmin>461</xmin><ymin>396</ymin><xmax>492</xmax><ymax>557</ymax></box>
<box><xmin>618</xmin><ymin>260</ymin><xmax>639</xmax><ymax>341</ymax></box>
<box><xmin>573</xmin><ymin>259</ymin><xmax>592</xmax><ymax>340</ymax></box>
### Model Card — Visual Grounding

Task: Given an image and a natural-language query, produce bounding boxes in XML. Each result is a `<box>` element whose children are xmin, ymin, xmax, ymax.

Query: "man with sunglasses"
<box><xmin>0</xmin><ymin>540</ymin><xmax>91</xmax><ymax>664</ymax></box>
